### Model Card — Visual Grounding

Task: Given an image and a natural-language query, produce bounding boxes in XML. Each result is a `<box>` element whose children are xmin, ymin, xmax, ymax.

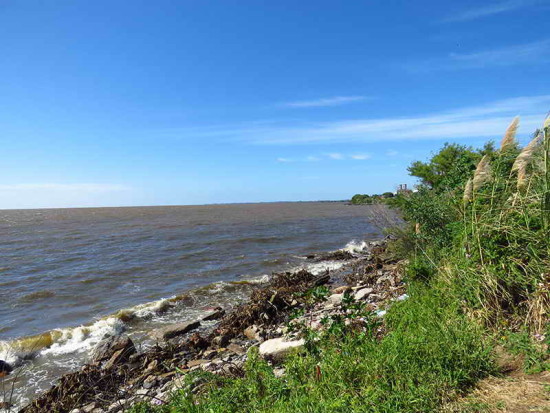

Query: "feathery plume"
<box><xmin>463</xmin><ymin>178</ymin><xmax>473</xmax><ymax>205</ymax></box>
<box><xmin>500</xmin><ymin>116</ymin><xmax>519</xmax><ymax>151</ymax></box>
<box><xmin>473</xmin><ymin>155</ymin><xmax>492</xmax><ymax>191</ymax></box>
<box><xmin>544</xmin><ymin>114</ymin><xmax>550</xmax><ymax>130</ymax></box>
<box><xmin>512</xmin><ymin>133</ymin><xmax>542</xmax><ymax>191</ymax></box>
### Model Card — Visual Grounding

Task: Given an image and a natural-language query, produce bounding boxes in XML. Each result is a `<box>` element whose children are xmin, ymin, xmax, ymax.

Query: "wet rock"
<box><xmin>202</xmin><ymin>307</ymin><xmax>225</xmax><ymax>321</ymax></box>
<box><xmin>259</xmin><ymin>337</ymin><xmax>304</xmax><ymax>362</ymax></box>
<box><xmin>0</xmin><ymin>360</ymin><xmax>12</xmax><ymax>377</ymax></box>
<box><xmin>354</xmin><ymin>287</ymin><xmax>373</xmax><ymax>301</ymax></box>
<box><xmin>93</xmin><ymin>335</ymin><xmax>135</xmax><ymax>363</ymax></box>
<box><xmin>150</xmin><ymin>320</ymin><xmax>200</xmax><ymax>341</ymax></box>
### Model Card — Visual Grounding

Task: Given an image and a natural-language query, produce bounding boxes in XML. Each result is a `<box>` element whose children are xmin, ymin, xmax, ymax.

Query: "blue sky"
<box><xmin>1</xmin><ymin>0</ymin><xmax>549</xmax><ymax>209</ymax></box>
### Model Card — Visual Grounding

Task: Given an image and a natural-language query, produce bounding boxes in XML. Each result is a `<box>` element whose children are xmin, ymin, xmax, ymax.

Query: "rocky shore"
<box><xmin>9</xmin><ymin>239</ymin><xmax>405</xmax><ymax>413</ymax></box>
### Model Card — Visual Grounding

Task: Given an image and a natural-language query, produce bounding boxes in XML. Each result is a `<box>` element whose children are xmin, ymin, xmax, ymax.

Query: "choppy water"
<box><xmin>0</xmin><ymin>202</ymin><xmax>385</xmax><ymax>407</ymax></box>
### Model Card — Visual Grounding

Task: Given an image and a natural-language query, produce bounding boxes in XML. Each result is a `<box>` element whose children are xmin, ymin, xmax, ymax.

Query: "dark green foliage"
<box><xmin>407</xmin><ymin>143</ymin><xmax>492</xmax><ymax>192</ymax></box>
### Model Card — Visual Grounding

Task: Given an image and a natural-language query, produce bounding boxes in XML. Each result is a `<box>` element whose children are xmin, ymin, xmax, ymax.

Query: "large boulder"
<box><xmin>150</xmin><ymin>320</ymin><xmax>200</xmax><ymax>341</ymax></box>
<box><xmin>259</xmin><ymin>337</ymin><xmax>304</xmax><ymax>362</ymax></box>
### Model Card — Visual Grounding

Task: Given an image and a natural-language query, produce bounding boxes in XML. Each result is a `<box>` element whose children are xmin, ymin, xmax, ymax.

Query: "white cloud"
<box><xmin>386</xmin><ymin>150</ymin><xmax>399</xmax><ymax>157</ymax></box>
<box><xmin>0</xmin><ymin>183</ymin><xmax>131</xmax><ymax>192</ymax></box>
<box><xmin>244</xmin><ymin>95</ymin><xmax>550</xmax><ymax>145</ymax></box>
<box><xmin>350</xmin><ymin>154</ymin><xmax>371</xmax><ymax>160</ymax></box>
<box><xmin>442</xmin><ymin>0</ymin><xmax>540</xmax><ymax>22</ymax></box>
<box><xmin>406</xmin><ymin>40</ymin><xmax>550</xmax><ymax>71</ymax></box>
<box><xmin>278</xmin><ymin>153</ymin><xmax>371</xmax><ymax>162</ymax></box>
<box><xmin>281</xmin><ymin>96</ymin><xmax>368</xmax><ymax>108</ymax></box>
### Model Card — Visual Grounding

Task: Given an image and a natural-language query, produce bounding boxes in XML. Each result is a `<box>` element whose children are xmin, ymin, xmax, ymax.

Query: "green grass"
<box><xmin>131</xmin><ymin>286</ymin><xmax>493</xmax><ymax>413</ymax></box>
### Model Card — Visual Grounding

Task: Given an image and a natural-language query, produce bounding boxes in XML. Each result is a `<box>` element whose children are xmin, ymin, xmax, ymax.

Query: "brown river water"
<box><xmin>0</xmin><ymin>202</ymin><xmax>387</xmax><ymax>407</ymax></box>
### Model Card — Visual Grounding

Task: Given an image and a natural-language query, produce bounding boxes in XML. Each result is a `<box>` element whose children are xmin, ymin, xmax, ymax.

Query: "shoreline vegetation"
<box><xmin>2</xmin><ymin>116</ymin><xmax>550</xmax><ymax>412</ymax></box>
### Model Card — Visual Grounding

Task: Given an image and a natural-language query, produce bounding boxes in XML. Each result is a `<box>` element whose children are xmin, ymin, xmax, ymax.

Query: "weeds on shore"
<box><xmin>132</xmin><ymin>116</ymin><xmax>550</xmax><ymax>412</ymax></box>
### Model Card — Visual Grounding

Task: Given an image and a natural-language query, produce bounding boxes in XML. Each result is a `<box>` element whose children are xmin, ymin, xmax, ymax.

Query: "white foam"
<box><xmin>0</xmin><ymin>340</ymin><xmax>19</xmax><ymax>365</ymax></box>
<box><xmin>40</xmin><ymin>317</ymin><xmax>125</xmax><ymax>357</ymax></box>
<box><xmin>305</xmin><ymin>261</ymin><xmax>345</xmax><ymax>275</ymax></box>
<box><xmin>341</xmin><ymin>240</ymin><xmax>369</xmax><ymax>254</ymax></box>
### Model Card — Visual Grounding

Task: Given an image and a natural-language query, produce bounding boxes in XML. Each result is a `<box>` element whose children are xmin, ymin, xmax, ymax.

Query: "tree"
<box><xmin>407</xmin><ymin>143</ymin><xmax>490</xmax><ymax>191</ymax></box>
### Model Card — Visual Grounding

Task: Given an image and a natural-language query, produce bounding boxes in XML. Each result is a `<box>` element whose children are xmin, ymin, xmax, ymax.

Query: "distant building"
<box><xmin>397</xmin><ymin>184</ymin><xmax>412</xmax><ymax>194</ymax></box>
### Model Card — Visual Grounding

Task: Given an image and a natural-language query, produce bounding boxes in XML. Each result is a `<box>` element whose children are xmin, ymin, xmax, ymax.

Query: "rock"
<box><xmin>69</xmin><ymin>409</ymin><xmax>81</xmax><ymax>413</ymax></box>
<box><xmin>202</xmin><ymin>307</ymin><xmax>225</xmax><ymax>321</ymax></box>
<box><xmin>0</xmin><ymin>360</ymin><xmax>12</xmax><ymax>377</ymax></box>
<box><xmin>227</xmin><ymin>343</ymin><xmax>246</xmax><ymax>355</ymax></box>
<box><xmin>143</xmin><ymin>375</ymin><xmax>157</xmax><ymax>389</ymax></box>
<box><xmin>137</xmin><ymin>388</ymin><xmax>150</xmax><ymax>396</ymax></box>
<box><xmin>150</xmin><ymin>320</ymin><xmax>200</xmax><ymax>341</ymax></box>
<box><xmin>332</xmin><ymin>286</ymin><xmax>350</xmax><ymax>294</ymax></box>
<box><xmin>212</xmin><ymin>334</ymin><xmax>230</xmax><ymax>348</ymax></box>
<box><xmin>203</xmin><ymin>349</ymin><xmax>218</xmax><ymax>360</ymax></box>
<box><xmin>188</xmin><ymin>332</ymin><xmax>208</xmax><ymax>350</ymax></box>
<box><xmin>259</xmin><ymin>337</ymin><xmax>305</xmax><ymax>362</ymax></box>
<box><xmin>326</xmin><ymin>293</ymin><xmax>343</xmax><ymax>307</ymax></box>
<box><xmin>354</xmin><ymin>287</ymin><xmax>373</xmax><ymax>301</ymax></box>
<box><xmin>107</xmin><ymin>400</ymin><xmax>126</xmax><ymax>412</ymax></box>
<box><xmin>104</xmin><ymin>346</ymin><xmax>133</xmax><ymax>370</ymax></box>
<box><xmin>145</xmin><ymin>359</ymin><xmax>158</xmax><ymax>372</ymax></box>
<box><xmin>92</xmin><ymin>335</ymin><xmax>135</xmax><ymax>363</ymax></box>
<box><xmin>243</xmin><ymin>325</ymin><xmax>261</xmax><ymax>341</ymax></box>
<box><xmin>273</xmin><ymin>367</ymin><xmax>286</xmax><ymax>378</ymax></box>
<box><xmin>82</xmin><ymin>402</ymin><xmax>97</xmax><ymax>413</ymax></box>
<box><xmin>187</xmin><ymin>359</ymin><xmax>209</xmax><ymax>368</ymax></box>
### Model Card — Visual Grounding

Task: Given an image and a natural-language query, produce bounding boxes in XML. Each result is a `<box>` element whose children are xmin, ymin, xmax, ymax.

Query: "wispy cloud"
<box><xmin>277</xmin><ymin>153</ymin><xmax>372</xmax><ymax>163</ymax></box>
<box><xmin>350</xmin><ymin>154</ymin><xmax>371</xmax><ymax>160</ymax></box>
<box><xmin>442</xmin><ymin>0</ymin><xmax>540</xmax><ymax>22</ymax></box>
<box><xmin>281</xmin><ymin>96</ymin><xmax>368</xmax><ymax>108</ymax></box>
<box><xmin>0</xmin><ymin>183</ymin><xmax>131</xmax><ymax>192</ymax></box>
<box><xmin>448</xmin><ymin>40</ymin><xmax>550</xmax><ymax>68</ymax></box>
<box><xmin>245</xmin><ymin>95</ymin><xmax>550</xmax><ymax>145</ymax></box>
<box><xmin>406</xmin><ymin>40</ymin><xmax>550</xmax><ymax>71</ymax></box>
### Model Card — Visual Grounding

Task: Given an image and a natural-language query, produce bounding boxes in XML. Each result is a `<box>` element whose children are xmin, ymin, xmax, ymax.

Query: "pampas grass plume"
<box><xmin>500</xmin><ymin>116</ymin><xmax>519</xmax><ymax>151</ymax></box>
<box><xmin>473</xmin><ymin>155</ymin><xmax>491</xmax><ymax>191</ymax></box>
<box><xmin>512</xmin><ymin>133</ymin><xmax>542</xmax><ymax>190</ymax></box>
<box><xmin>463</xmin><ymin>178</ymin><xmax>473</xmax><ymax>205</ymax></box>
